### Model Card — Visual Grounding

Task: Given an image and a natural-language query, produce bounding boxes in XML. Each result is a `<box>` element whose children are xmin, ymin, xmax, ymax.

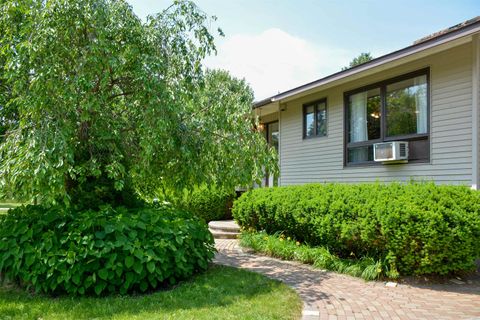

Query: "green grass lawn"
<box><xmin>0</xmin><ymin>265</ymin><xmax>302</xmax><ymax>320</ymax></box>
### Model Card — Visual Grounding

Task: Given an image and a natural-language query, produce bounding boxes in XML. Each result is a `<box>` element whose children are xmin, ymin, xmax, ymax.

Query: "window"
<box><xmin>303</xmin><ymin>99</ymin><xmax>327</xmax><ymax>138</ymax></box>
<box><xmin>345</xmin><ymin>69</ymin><xmax>429</xmax><ymax>165</ymax></box>
<box><xmin>265</xmin><ymin>122</ymin><xmax>279</xmax><ymax>187</ymax></box>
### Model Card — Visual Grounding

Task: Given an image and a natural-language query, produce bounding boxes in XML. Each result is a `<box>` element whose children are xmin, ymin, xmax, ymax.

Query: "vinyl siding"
<box><xmin>476</xmin><ymin>36</ymin><xmax>480</xmax><ymax>188</ymax></box>
<box><xmin>279</xmin><ymin>43</ymin><xmax>473</xmax><ymax>186</ymax></box>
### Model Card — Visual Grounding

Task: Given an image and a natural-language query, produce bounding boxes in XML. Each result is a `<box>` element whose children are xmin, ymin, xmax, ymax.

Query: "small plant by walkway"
<box><xmin>241</xmin><ymin>231</ymin><xmax>385</xmax><ymax>280</ymax></box>
<box><xmin>215</xmin><ymin>239</ymin><xmax>480</xmax><ymax>320</ymax></box>
<box><xmin>0</xmin><ymin>265</ymin><xmax>302</xmax><ymax>320</ymax></box>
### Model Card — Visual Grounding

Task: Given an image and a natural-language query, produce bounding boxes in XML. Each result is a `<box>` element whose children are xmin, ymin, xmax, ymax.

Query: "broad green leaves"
<box><xmin>0</xmin><ymin>205</ymin><xmax>215</xmax><ymax>295</ymax></box>
<box><xmin>0</xmin><ymin>0</ymin><xmax>275</xmax><ymax>206</ymax></box>
<box><xmin>125</xmin><ymin>256</ymin><xmax>134</xmax><ymax>269</ymax></box>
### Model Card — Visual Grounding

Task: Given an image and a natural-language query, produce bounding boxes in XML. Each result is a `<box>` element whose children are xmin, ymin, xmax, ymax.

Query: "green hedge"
<box><xmin>158</xmin><ymin>185</ymin><xmax>235</xmax><ymax>222</ymax></box>
<box><xmin>0</xmin><ymin>205</ymin><xmax>214</xmax><ymax>295</ymax></box>
<box><xmin>232</xmin><ymin>183</ymin><xmax>480</xmax><ymax>276</ymax></box>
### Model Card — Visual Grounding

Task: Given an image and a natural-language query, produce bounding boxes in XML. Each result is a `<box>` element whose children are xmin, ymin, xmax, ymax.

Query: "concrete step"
<box><xmin>209</xmin><ymin>229</ymin><xmax>239</xmax><ymax>239</ymax></box>
<box><xmin>208</xmin><ymin>220</ymin><xmax>241</xmax><ymax>239</ymax></box>
<box><xmin>208</xmin><ymin>220</ymin><xmax>240</xmax><ymax>233</ymax></box>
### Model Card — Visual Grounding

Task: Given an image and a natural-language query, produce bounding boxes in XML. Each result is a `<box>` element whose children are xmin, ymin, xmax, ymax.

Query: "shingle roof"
<box><xmin>413</xmin><ymin>16</ymin><xmax>480</xmax><ymax>45</ymax></box>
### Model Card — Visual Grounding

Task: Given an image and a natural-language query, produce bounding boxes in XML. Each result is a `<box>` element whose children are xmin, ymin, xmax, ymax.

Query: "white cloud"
<box><xmin>204</xmin><ymin>28</ymin><xmax>351</xmax><ymax>100</ymax></box>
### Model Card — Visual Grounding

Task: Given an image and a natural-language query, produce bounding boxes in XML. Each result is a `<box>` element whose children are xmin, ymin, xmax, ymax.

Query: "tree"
<box><xmin>0</xmin><ymin>0</ymin><xmax>274</xmax><ymax>208</ymax></box>
<box><xmin>342</xmin><ymin>52</ymin><xmax>373</xmax><ymax>70</ymax></box>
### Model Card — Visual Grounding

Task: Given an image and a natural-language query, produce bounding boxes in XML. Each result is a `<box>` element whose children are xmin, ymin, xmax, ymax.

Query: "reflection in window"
<box><xmin>316</xmin><ymin>104</ymin><xmax>327</xmax><ymax>136</ymax></box>
<box><xmin>266</xmin><ymin>122</ymin><xmax>279</xmax><ymax>187</ymax></box>
<box><xmin>268</xmin><ymin>122</ymin><xmax>279</xmax><ymax>151</ymax></box>
<box><xmin>347</xmin><ymin>145</ymin><xmax>374</xmax><ymax>163</ymax></box>
<box><xmin>303</xmin><ymin>100</ymin><xmax>327</xmax><ymax>138</ymax></box>
<box><xmin>348</xmin><ymin>88</ymin><xmax>381</xmax><ymax>143</ymax></box>
<box><xmin>386</xmin><ymin>75</ymin><xmax>427</xmax><ymax>137</ymax></box>
<box><xmin>367</xmin><ymin>91</ymin><xmax>381</xmax><ymax>140</ymax></box>
<box><xmin>305</xmin><ymin>105</ymin><xmax>315</xmax><ymax>137</ymax></box>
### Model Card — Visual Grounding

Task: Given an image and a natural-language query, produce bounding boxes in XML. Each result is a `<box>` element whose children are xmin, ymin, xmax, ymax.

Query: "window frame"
<box><xmin>343</xmin><ymin>68</ymin><xmax>430</xmax><ymax>167</ymax></box>
<box><xmin>302</xmin><ymin>98</ymin><xmax>328</xmax><ymax>139</ymax></box>
<box><xmin>263</xmin><ymin>120</ymin><xmax>279</xmax><ymax>187</ymax></box>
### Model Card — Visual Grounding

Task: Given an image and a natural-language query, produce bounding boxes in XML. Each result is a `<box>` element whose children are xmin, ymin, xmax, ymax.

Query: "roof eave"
<box><xmin>253</xmin><ymin>20</ymin><xmax>480</xmax><ymax>109</ymax></box>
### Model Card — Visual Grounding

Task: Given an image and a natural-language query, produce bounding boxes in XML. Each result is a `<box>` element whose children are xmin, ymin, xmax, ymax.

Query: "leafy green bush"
<box><xmin>233</xmin><ymin>183</ymin><xmax>480</xmax><ymax>276</ymax></box>
<box><xmin>0</xmin><ymin>205</ymin><xmax>214</xmax><ymax>295</ymax></box>
<box><xmin>179</xmin><ymin>185</ymin><xmax>235</xmax><ymax>222</ymax></box>
<box><xmin>157</xmin><ymin>185</ymin><xmax>235</xmax><ymax>222</ymax></box>
<box><xmin>241</xmin><ymin>231</ymin><xmax>386</xmax><ymax>280</ymax></box>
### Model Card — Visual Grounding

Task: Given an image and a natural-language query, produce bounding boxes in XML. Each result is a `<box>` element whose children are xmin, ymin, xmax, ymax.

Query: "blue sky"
<box><xmin>127</xmin><ymin>0</ymin><xmax>479</xmax><ymax>99</ymax></box>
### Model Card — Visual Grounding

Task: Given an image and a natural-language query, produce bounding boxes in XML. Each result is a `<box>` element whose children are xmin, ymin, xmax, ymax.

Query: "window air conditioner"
<box><xmin>373</xmin><ymin>141</ymin><xmax>409</xmax><ymax>163</ymax></box>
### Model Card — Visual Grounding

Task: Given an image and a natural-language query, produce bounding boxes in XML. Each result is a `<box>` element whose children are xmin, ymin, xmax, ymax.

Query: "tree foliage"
<box><xmin>0</xmin><ymin>0</ymin><xmax>274</xmax><ymax>207</ymax></box>
<box><xmin>342</xmin><ymin>52</ymin><xmax>373</xmax><ymax>70</ymax></box>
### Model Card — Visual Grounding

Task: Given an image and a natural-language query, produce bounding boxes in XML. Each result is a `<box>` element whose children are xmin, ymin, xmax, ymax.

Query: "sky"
<box><xmin>127</xmin><ymin>0</ymin><xmax>479</xmax><ymax>100</ymax></box>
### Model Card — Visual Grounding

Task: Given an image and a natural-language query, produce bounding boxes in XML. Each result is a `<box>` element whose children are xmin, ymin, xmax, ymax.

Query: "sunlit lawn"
<box><xmin>0</xmin><ymin>265</ymin><xmax>302</xmax><ymax>320</ymax></box>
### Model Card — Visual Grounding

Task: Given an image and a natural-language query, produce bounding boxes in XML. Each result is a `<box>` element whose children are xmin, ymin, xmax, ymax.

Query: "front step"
<box><xmin>208</xmin><ymin>220</ymin><xmax>240</xmax><ymax>239</ymax></box>
<box><xmin>208</xmin><ymin>220</ymin><xmax>240</xmax><ymax>233</ymax></box>
<box><xmin>210</xmin><ymin>229</ymin><xmax>239</xmax><ymax>239</ymax></box>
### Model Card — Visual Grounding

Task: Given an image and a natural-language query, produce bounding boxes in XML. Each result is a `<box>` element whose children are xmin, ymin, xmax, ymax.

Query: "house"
<box><xmin>255</xmin><ymin>17</ymin><xmax>480</xmax><ymax>189</ymax></box>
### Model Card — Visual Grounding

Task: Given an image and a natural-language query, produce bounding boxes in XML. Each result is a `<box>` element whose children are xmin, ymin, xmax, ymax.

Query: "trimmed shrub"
<box><xmin>0</xmin><ymin>205</ymin><xmax>214</xmax><ymax>295</ymax></box>
<box><xmin>158</xmin><ymin>185</ymin><xmax>235</xmax><ymax>222</ymax></box>
<box><xmin>233</xmin><ymin>183</ymin><xmax>480</xmax><ymax>276</ymax></box>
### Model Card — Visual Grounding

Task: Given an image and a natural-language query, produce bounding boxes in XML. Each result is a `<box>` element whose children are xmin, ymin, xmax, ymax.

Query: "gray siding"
<box><xmin>279</xmin><ymin>43</ymin><xmax>473</xmax><ymax>186</ymax></box>
<box><xmin>476</xmin><ymin>36</ymin><xmax>480</xmax><ymax>188</ymax></box>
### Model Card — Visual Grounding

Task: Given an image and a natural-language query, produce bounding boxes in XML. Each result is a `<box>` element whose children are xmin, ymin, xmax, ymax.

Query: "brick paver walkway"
<box><xmin>214</xmin><ymin>239</ymin><xmax>480</xmax><ymax>320</ymax></box>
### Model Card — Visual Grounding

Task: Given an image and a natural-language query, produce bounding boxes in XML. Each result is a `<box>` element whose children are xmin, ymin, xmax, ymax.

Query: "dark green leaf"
<box><xmin>125</xmin><ymin>256</ymin><xmax>134</xmax><ymax>269</ymax></box>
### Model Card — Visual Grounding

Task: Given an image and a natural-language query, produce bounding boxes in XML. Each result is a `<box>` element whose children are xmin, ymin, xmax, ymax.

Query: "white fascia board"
<box><xmin>270</xmin><ymin>28</ymin><xmax>480</xmax><ymax>104</ymax></box>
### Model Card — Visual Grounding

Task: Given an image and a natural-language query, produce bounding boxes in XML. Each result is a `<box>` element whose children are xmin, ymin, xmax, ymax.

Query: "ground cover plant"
<box><xmin>241</xmin><ymin>231</ymin><xmax>386</xmax><ymax>280</ymax></box>
<box><xmin>0</xmin><ymin>265</ymin><xmax>302</xmax><ymax>320</ymax></box>
<box><xmin>0</xmin><ymin>205</ymin><xmax>215</xmax><ymax>295</ymax></box>
<box><xmin>233</xmin><ymin>182</ymin><xmax>480</xmax><ymax>277</ymax></box>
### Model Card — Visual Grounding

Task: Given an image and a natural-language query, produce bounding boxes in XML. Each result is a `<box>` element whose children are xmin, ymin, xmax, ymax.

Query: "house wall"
<box><xmin>475</xmin><ymin>35</ymin><xmax>480</xmax><ymax>188</ymax></box>
<box><xmin>279</xmin><ymin>42</ymin><xmax>474</xmax><ymax>186</ymax></box>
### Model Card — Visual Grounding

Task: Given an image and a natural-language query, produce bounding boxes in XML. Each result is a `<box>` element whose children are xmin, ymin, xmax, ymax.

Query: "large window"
<box><xmin>345</xmin><ymin>69</ymin><xmax>429</xmax><ymax>165</ymax></box>
<box><xmin>303</xmin><ymin>99</ymin><xmax>327</xmax><ymax>138</ymax></box>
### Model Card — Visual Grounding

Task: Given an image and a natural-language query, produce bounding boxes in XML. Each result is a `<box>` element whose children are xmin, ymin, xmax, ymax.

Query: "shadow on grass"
<box><xmin>0</xmin><ymin>265</ymin><xmax>301</xmax><ymax>320</ymax></box>
<box><xmin>214</xmin><ymin>250</ymin><xmax>334</xmax><ymax>305</ymax></box>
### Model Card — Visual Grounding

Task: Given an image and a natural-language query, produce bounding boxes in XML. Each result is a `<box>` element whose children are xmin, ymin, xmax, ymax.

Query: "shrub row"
<box><xmin>233</xmin><ymin>183</ymin><xmax>480</xmax><ymax>276</ymax></box>
<box><xmin>0</xmin><ymin>205</ymin><xmax>215</xmax><ymax>295</ymax></box>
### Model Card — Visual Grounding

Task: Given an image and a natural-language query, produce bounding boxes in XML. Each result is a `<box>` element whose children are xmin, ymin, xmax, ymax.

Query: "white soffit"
<box><xmin>254</xmin><ymin>102</ymin><xmax>278</xmax><ymax>116</ymax></box>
